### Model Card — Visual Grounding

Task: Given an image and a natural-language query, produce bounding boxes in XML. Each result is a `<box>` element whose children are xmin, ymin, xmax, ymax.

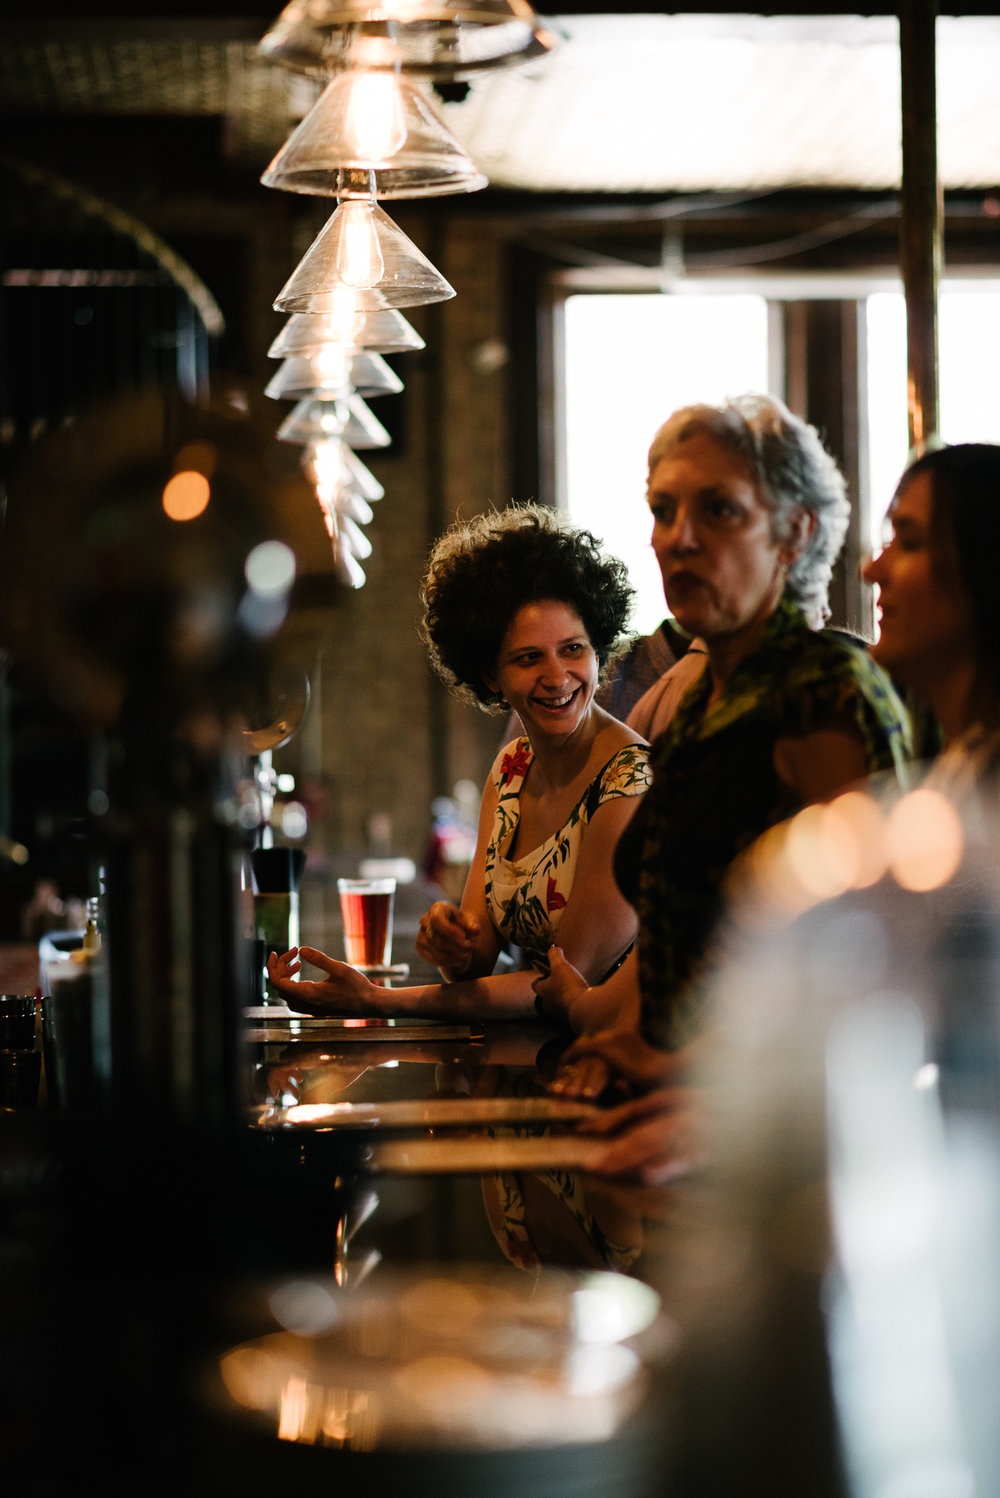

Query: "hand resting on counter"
<box><xmin>574</xmin><ymin>1087</ymin><xmax>700</xmax><ymax>1185</ymax></box>
<box><xmin>266</xmin><ymin>946</ymin><xmax>383</xmax><ymax>1017</ymax></box>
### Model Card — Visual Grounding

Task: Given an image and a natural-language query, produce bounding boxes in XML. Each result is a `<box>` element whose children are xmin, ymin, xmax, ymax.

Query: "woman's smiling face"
<box><xmin>486</xmin><ymin>599</ymin><xmax>598</xmax><ymax>743</ymax></box>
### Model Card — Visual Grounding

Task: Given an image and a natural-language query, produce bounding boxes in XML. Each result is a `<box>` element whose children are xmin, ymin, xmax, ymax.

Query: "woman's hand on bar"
<box><xmin>547</xmin><ymin>1026</ymin><xmax>683</xmax><ymax>1101</ymax></box>
<box><xmin>265</xmin><ymin>946</ymin><xmax>381</xmax><ymax>1016</ymax></box>
<box><xmin>576</xmin><ymin>1087</ymin><xmax>700</xmax><ymax>1185</ymax></box>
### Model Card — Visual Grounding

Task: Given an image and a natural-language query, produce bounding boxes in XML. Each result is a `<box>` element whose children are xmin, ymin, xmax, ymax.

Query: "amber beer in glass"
<box><xmin>337</xmin><ymin>878</ymin><xmax>395</xmax><ymax>967</ymax></box>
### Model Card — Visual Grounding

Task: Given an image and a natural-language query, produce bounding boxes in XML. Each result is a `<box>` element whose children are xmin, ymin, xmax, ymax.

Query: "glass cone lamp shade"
<box><xmin>302</xmin><ymin>437</ymin><xmax>385</xmax><ymax>500</ymax></box>
<box><xmin>332</xmin><ymin>539</ymin><xmax>368</xmax><ymax>588</ymax></box>
<box><xmin>269</xmin><ymin>307</ymin><xmax>424</xmax><ymax>357</ymax></box>
<box><xmin>264</xmin><ymin>349</ymin><xmax>404</xmax><ymax>400</ymax></box>
<box><xmin>337</xmin><ymin>512</ymin><xmax>374</xmax><ymax>561</ymax></box>
<box><xmin>314</xmin><ymin>492</ymin><xmax>373</xmax><ymax>558</ymax></box>
<box><xmin>312</xmin><ymin>486</ymin><xmax>370</xmax><ymax>587</ymax></box>
<box><xmin>258</xmin><ymin>2</ymin><xmax>557</xmax><ymax>82</ymax></box>
<box><xmin>328</xmin><ymin>511</ymin><xmax>370</xmax><ymax>586</ymax></box>
<box><xmin>312</xmin><ymin>482</ymin><xmax>375</xmax><ymax>528</ymax></box>
<box><xmin>276</xmin><ymin>394</ymin><xmax>392</xmax><ymax>449</ymax></box>
<box><xmin>274</xmin><ymin>198</ymin><xmax>455</xmax><ymax>313</ymax></box>
<box><xmin>334</xmin><ymin>489</ymin><xmax>375</xmax><ymax>526</ymax></box>
<box><xmin>261</xmin><ymin>69</ymin><xmax>487</xmax><ymax>199</ymax></box>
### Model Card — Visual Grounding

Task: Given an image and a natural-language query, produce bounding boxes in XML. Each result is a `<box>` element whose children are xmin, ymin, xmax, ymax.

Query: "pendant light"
<box><xmin>265</xmin><ymin>348</ymin><xmax>404</xmax><ymax>400</ymax></box>
<box><xmin>269</xmin><ymin>307</ymin><xmax>425</xmax><ymax>358</ymax></box>
<box><xmin>261</xmin><ymin>62</ymin><xmax>487</xmax><ymax>199</ymax></box>
<box><xmin>258</xmin><ymin>1</ymin><xmax>556</xmax><ymax>81</ymax></box>
<box><xmin>276</xmin><ymin>394</ymin><xmax>393</xmax><ymax>450</ymax></box>
<box><xmin>274</xmin><ymin>196</ymin><xmax>455</xmax><ymax>313</ymax></box>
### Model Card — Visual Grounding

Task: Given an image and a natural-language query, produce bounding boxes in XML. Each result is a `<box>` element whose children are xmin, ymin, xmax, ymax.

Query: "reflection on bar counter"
<box><xmin>210</xmin><ymin>1266</ymin><xmax>663</xmax><ymax>1453</ymax></box>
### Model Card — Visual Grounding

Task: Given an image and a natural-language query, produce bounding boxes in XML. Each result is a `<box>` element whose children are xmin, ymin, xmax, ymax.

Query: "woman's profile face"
<box><xmin>647</xmin><ymin>430</ymin><xmax>791</xmax><ymax>644</ymax></box>
<box><xmin>864</xmin><ymin>470</ymin><xmax>975</xmax><ymax>693</ymax></box>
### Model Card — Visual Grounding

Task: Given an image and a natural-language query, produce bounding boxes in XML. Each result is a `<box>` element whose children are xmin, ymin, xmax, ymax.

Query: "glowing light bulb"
<box><xmin>342</xmin><ymin>70</ymin><xmax>407</xmax><ymax>163</ymax></box>
<box><xmin>316</xmin><ymin>494</ymin><xmax>336</xmax><ymax>539</ymax></box>
<box><xmin>324</xmin><ymin>289</ymin><xmax>362</xmax><ymax>337</ymax></box>
<box><xmin>305</xmin><ymin>438</ymin><xmax>347</xmax><ymax>501</ymax></box>
<box><xmin>313</xmin><ymin>344</ymin><xmax>351</xmax><ymax>384</ymax></box>
<box><xmin>335</xmin><ymin>201</ymin><xmax>385</xmax><ymax>290</ymax></box>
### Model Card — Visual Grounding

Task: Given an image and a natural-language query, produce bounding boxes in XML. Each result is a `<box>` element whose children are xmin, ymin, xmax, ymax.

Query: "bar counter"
<box><xmin>1</xmin><ymin>978</ymin><xmax>685</xmax><ymax>1498</ymax></box>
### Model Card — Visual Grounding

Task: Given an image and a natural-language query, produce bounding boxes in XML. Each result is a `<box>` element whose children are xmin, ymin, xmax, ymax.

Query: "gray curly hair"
<box><xmin>647</xmin><ymin>393</ymin><xmax>850</xmax><ymax>627</ymax></box>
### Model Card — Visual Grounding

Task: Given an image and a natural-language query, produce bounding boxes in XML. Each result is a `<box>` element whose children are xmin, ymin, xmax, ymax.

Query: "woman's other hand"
<box><xmin>415</xmin><ymin>901</ymin><xmax>481</xmax><ymax>980</ymax></box>
<box><xmin>531</xmin><ymin>945</ymin><xmax>589</xmax><ymax>1024</ymax></box>
<box><xmin>265</xmin><ymin>946</ymin><xmax>377</xmax><ymax>1016</ymax></box>
<box><xmin>578</xmin><ymin>1088</ymin><xmax>699</xmax><ymax>1184</ymax></box>
<box><xmin>548</xmin><ymin>1026</ymin><xmax>683</xmax><ymax>1100</ymax></box>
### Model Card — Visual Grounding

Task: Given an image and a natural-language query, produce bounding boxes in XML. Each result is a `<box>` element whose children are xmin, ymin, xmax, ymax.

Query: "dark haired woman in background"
<box><xmin>267</xmin><ymin>503</ymin><xmax>651</xmax><ymax>1020</ymax></box>
<box><xmin>864</xmin><ymin>441</ymin><xmax>1000</xmax><ymax>787</ymax></box>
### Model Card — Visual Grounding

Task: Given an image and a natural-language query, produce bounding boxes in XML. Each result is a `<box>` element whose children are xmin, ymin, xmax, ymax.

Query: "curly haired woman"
<box><xmin>267</xmin><ymin>503</ymin><xmax>651</xmax><ymax>1021</ymax></box>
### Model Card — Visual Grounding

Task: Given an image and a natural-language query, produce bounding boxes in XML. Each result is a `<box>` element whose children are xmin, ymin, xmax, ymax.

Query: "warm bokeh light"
<box><xmin>784</xmin><ymin>803</ymin><xmax>857</xmax><ymax>902</ymax></box>
<box><xmin>284</xmin><ymin>1103</ymin><xmax>340</xmax><ymax>1126</ymax></box>
<box><xmin>162</xmin><ymin>469</ymin><xmax>210</xmax><ymax>521</ymax></box>
<box><xmin>277</xmin><ymin>1375</ymin><xmax>311</xmax><ymax>1442</ymax></box>
<box><xmin>887</xmin><ymin>788</ymin><xmax>965</xmax><ymax>892</ymax></box>
<box><xmin>822</xmin><ymin>790</ymin><xmax>891</xmax><ymax>889</ymax></box>
<box><xmin>739</xmin><ymin>790</ymin><xmax>890</xmax><ymax>922</ymax></box>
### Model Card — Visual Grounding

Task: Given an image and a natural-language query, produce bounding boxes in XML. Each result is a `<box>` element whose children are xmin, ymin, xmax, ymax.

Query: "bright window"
<box><xmin>867</xmin><ymin>284</ymin><xmax>1000</xmax><ymax>549</ymax></box>
<box><xmin>561</xmin><ymin>292</ymin><xmax>770</xmax><ymax>635</ymax></box>
<box><xmin>562</xmin><ymin>284</ymin><xmax>1000</xmax><ymax>640</ymax></box>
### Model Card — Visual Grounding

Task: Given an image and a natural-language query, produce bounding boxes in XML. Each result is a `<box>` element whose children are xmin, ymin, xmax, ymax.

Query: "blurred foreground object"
<box><xmin>668</xmin><ymin>776</ymin><xmax>1000</xmax><ymax>1497</ymax></box>
<box><xmin>0</xmin><ymin>382</ymin><xmax>305</xmax><ymax>1131</ymax></box>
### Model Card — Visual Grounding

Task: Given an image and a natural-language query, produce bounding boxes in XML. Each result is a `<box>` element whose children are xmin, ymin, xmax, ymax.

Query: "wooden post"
<box><xmin>899</xmin><ymin>0</ymin><xmax>942</xmax><ymax>451</ymax></box>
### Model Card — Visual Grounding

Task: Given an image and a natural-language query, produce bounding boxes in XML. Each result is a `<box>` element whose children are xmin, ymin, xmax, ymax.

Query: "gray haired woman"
<box><xmin>537</xmin><ymin>394</ymin><xmax>913</xmax><ymax>1130</ymax></box>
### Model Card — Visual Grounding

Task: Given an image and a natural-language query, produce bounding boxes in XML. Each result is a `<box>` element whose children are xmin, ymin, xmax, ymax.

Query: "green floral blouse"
<box><xmin>614</xmin><ymin>596</ymin><xmax>913</xmax><ymax>1050</ymax></box>
<box><xmin>485</xmin><ymin>736</ymin><xmax>651</xmax><ymax>971</ymax></box>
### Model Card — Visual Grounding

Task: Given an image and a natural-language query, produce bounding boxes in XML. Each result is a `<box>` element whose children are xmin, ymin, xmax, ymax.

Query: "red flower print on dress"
<box><xmin>545</xmin><ymin>876</ymin><xmax>567</xmax><ymax>912</ymax></box>
<box><xmin>499</xmin><ymin>742</ymin><xmax>531</xmax><ymax>786</ymax></box>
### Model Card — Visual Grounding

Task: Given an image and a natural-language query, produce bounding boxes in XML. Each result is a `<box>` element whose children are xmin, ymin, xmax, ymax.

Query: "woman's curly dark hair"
<box><xmin>420</xmin><ymin>503</ymin><xmax>635</xmax><ymax>712</ymax></box>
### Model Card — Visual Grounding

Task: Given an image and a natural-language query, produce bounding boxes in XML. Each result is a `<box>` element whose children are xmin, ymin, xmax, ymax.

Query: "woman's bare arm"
<box><xmin>773</xmin><ymin>725</ymin><xmax>870</xmax><ymax>804</ymax></box>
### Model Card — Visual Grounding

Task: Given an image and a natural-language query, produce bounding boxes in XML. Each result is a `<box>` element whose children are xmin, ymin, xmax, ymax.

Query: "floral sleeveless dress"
<box><xmin>484</xmin><ymin>736</ymin><xmax>651</xmax><ymax>971</ymax></box>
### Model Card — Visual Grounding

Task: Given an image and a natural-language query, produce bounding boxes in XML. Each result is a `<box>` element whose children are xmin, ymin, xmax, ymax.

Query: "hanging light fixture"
<box><xmin>261</xmin><ymin>59</ymin><xmax>487</xmax><ymax>199</ymax></box>
<box><xmin>277</xmin><ymin>394</ymin><xmax>393</xmax><ymax>449</ymax></box>
<box><xmin>334</xmin><ymin>489</ymin><xmax>375</xmax><ymax>525</ymax></box>
<box><xmin>313</xmin><ymin>482</ymin><xmax>373</xmax><ymax>555</ymax></box>
<box><xmin>302</xmin><ymin>437</ymin><xmax>386</xmax><ymax>500</ymax></box>
<box><xmin>258</xmin><ymin>1</ymin><xmax>557</xmax><ymax>81</ymax></box>
<box><xmin>269</xmin><ymin>307</ymin><xmax>425</xmax><ymax>358</ymax></box>
<box><xmin>264</xmin><ymin>348</ymin><xmax>404</xmax><ymax>400</ymax></box>
<box><xmin>330</xmin><ymin>531</ymin><xmax>368</xmax><ymax>588</ymax></box>
<box><xmin>300</xmin><ymin>431</ymin><xmax>383</xmax><ymax>585</ymax></box>
<box><xmin>336</xmin><ymin>511</ymin><xmax>374</xmax><ymax>561</ymax></box>
<box><xmin>318</xmin><ymin>489</ymin><xmax>372</xmax><ymax>588</ymax></box>
<box><xmin>274</xmin><ymin>195</ymin><xmax>455</xmax><ymax>313</ymax></box>
<box><xmin>303</xmin><ymin>442</ymin><xmax>383</xmax><ymax>502</ymax></box>
<box><xmin>257</xmin><ymin>6</ymin><xmax>556</xmax><ymax>589</ymax></box>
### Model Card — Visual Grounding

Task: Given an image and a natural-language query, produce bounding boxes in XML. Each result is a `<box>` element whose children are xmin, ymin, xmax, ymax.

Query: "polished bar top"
<box><xmin>241</xmin><ymin>1008</ymin><xmax>678</xmax><ymax>1283</ymax></box>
